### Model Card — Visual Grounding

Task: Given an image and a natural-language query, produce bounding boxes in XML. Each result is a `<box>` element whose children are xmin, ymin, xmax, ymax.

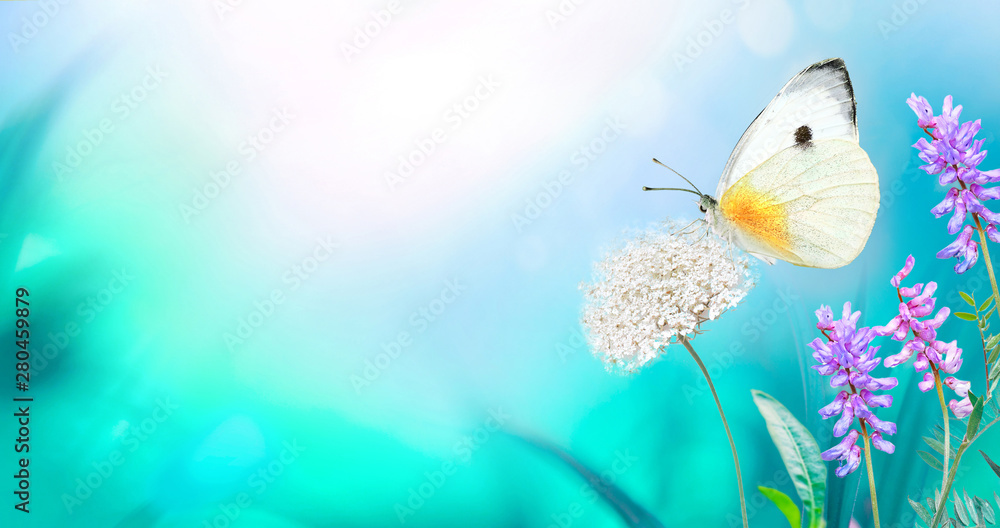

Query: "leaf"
<box><xmin>980</xmin><ymin>496</ymin><xmax>997</xmax><ymax>524</ymax></box>
<box><xmin>919</xmin><ymin>450</ymin><xmax>945</xmax><ymax>471</ymax></box>
<box><xmin>517</xmin><ymin>436</ymin><xmax>665</xmax><ymax>527</ymax></box>
<box><xmin>965</xmin><ymin>490</ymin><xmax>980</xmax><ymax>526</ymax></box>
<box><xmin>925</xmin><ymin>435</ymin><xmax>957</xmax><ymax>459</ymax></box>
<box><xmin>752</xmin><ymin>390</ymin><xmax>827</xmax><ymax>528</ymax></box>
<box><xmin>981</xmin><ymin>296</ymin><xmax>995</xmax><ymax>313</ymax></box>
<box><xmin>982</xmin><ymin>451</ymin><xmax>1000</xmax><ymax>481</ymax></box>
<box><xmin>962</xmin><ymin>292</ymin><xmax>976</xmax><ymax>306</ymax></box>
<box><xmin>957</xmin><ymin>312</ymin><xmax>980</xmax><ymax>322</ymax></box>
<box><xmin>968</xmin><ymin>392</ymin><xmax>986</xmax><ymax>439</ymax></box>
<box><xmin>987</xmin><ymin>334</ymin><xmax>1000</xmax><ymax>350</ymax></box>
<box><xmin>759</xmin><ymin>486</ymin><xmax>802</xmax><ymax>528</ymax></box>
<box><xmin>988</xmin><ymin>345</ymin><xmax>1000</xmax><ymax>365</ymax></box>
<box><xmin>911</xmin><ymin>496</ymin><xmax>934</xmax><ymax>527</ymax></box>
<box><xmin>986</xmin><ymin>306</ymin><xmax>998</xmax><ymax>322</ymax></box>
<box><xmin>955</xmin><ymin>490</ymin><xmax>971</xmax><ymax>525</ymax></box>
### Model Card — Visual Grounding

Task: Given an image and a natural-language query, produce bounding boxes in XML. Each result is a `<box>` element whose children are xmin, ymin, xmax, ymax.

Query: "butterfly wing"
<box><xmin>717</xmin><ymin>138</ymin><xmax>879</xmax><ymax>268</ymax></box>
<box><xmin>716</xmin><ymin>58</ymin><xmax>858</xmax><ymax>198</ymax></box>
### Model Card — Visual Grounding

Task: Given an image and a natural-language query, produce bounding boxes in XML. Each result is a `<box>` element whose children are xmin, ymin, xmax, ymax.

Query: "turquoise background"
<box><xmin>1</xmin><ymin>1</ymin><xmax>999</xmax><ymax>527</ymax></box>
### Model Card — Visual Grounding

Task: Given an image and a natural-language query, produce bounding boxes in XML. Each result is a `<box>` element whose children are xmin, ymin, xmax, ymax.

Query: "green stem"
<box><xmin>929</xmin><ymin>439</ymin><xmax>970</xmax><ymax>528</ymax></box>
<box><xmin>971</xmin><ymin>212</ymin><xmax>1000</xmax><ymax>317</ymax></box>
<box><xmin>679</xmin><ymin>336</ymin><xmax>748</xmax><ymax>528</ymax></box>
<box><xmin>933</xmin><ymin>367</ymin><xmax>950</xmax><ymax>493</ymax></box>
<box><xmin>971</xmin><ymin>212</ymin><xmax>1000</xmax><ymax>397</ymax></box>
<box><xmin>860</xmin><ymin>421</ymin><xmax>881</xmax><ymax>528</ymax></box>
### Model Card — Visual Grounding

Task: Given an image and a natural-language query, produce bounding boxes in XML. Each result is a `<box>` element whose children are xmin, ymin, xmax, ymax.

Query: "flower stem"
<box><xmin>679</xmin><ymin>336</ymin><xmax>748</xmax><ymax>528</ymax></box>
<box><xmin>930</xmin><ymin>438</ymin><xmax>970</xmax><ymax>528</ymax></box>
<box><xmin>971</xmin><ymin>212</ymin><xmax>1000</xmax><ymax>320</ymax></box>
<box><xmin>859</xmin><ymin>421</ymin><xmax>881</xmax><ymax>528</ymax></box>
<box><xmin>932</xmin><ymin>367</ymin><xmax>950</xmax><ymax>492</ymax></box>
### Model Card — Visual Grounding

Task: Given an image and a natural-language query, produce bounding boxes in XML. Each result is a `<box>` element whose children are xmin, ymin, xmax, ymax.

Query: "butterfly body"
<box><xmin>700</xmin><ymin>58</ymin><xmax>880</xmax><ymax>269</ymax></box>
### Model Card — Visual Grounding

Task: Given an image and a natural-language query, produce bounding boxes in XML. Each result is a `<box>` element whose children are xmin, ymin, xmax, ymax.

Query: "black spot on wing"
<box><xmin>794</xmin><ymin>125</ymin><xmax>812</xmax><ymax>145</ymax></box>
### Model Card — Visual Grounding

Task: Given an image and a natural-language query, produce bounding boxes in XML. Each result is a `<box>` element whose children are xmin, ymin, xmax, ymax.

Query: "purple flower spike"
<box><xmin>910</xmin><ymin>94</ymin><xmax>1000</xmax><ymax>274</ymax></box>
<box><xmin>880</xmin><ymin>255</ymin><xmax>972</xmax><ymax>418</ymax></box>
<box><xmin>812</xmin><ymin>302</ymin><xmax>897</xmax><ymax>477</ymax></box>
<box><xmin>907</xmin><ymin>94</ymin><xmax>936</xmax><ymax>129</ymax></box>
<box><xmin>816</xmin><ymin>305</ymin><xmax>835</xmax><ymax>331</ymax></box>
<box><xmin>890</xmin><ymin>255</ymin><xmax>915</xmax><ymax>287</ymax></box>
<box><xmin>918</xmin><ymin>372</ymin><xmax>936</xmax><ymax>392</ymax></box>
<box><xmin>871</xmin><ymin>432</ymin><xmax>895</xmax><ymax>454</ymax></box>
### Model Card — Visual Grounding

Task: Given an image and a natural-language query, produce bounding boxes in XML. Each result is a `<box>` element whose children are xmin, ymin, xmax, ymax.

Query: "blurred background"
<box><xmin>1</xmin><ymin>0</ymin><xmax>998</xmax><ymax>526</ymax></box>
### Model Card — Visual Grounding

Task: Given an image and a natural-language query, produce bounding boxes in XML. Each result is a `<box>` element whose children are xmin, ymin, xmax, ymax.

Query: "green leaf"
<box><xmin>989</xmin><ymin>346</ymin><xmax>1000</xmax><ymax>366</ymax></box>
<box><xmin>957</xmin><ymin>312</ymin><xmax>980</xmax><ymax>321</ymax></box>
<box><xmin>986</xmin><ymin>306</ymin><xmax>998</xmax><ymax>322</ymax></box>
<box><xmin>981</xmin><ymin>296</ymin><xmax>995</xmax><ymax>313</ymax></box>
<box><xmin>911</xmin><ymin>496</ymin><xmax>934</xmax><ymax>526</ymax></box>
<box><xmin>759</xmin><ymin>486</ymin><xmax>801</xmax><ymax>528</ymax></box>
<box><xmin>982</xmin><ymin>451</ymin><xmax>1000</xmax><ymax>481</ymax></box>
<box><xmin>955</xmin><ymin>490</ymin><xmax>971</xmax><ymax>525</ymax></box>
<box><xmin>962</xmin><ymin>291</ymin><xmax>976</xmax><ymax>306</ymax></box>
<box><xmin>965</xmin><ymin>490</ymin><xmax>980</xmax><ymax>526</ymax></box>
<box><xmin>752</xmin><ymin>390</ymin><xmax>826</xmax><ymax>528</ymax></box>
<box><xmin>977</xmin><ymin>496</ymin><xmax>995</xmax><ymax>525</ymax></box>
<box><xmin>518</xmin><ymin>437</ymin><xmax>665</xmax><ymax>527</ymax></box>
<box><xmin>989</xmin><ymin>361</ymin><xmax>1000</xmax><ymax>381</ymax></box>
<box><xmin>968</xmin><ymin>392</ymin><xmax>986</xmax><ymax>439</ymax></box>
<box><xmin>987</xmin><ymin>334</ymin><xmax>1000</xmax><ymax>350</ymax></box>
<box><xmin>919</xmin><ymin>450</ymin><xmax>945</xmax><ymax>471</ymax></box>
<box><xmin>925</xmin><ymin>435</ymin><xmax>958</xmax><ymax>459</ymax></box>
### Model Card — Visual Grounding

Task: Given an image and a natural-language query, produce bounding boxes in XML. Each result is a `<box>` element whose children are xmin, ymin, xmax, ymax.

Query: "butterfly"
<box><xmin>647</xmin><ymin>58</ymin><xmax>880</xmax><ymax>268</ymax></box>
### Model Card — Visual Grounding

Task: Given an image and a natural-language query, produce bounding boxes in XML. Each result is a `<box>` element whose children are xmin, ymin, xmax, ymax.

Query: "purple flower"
<box><xmin>811</xmin><ymin>302</ymin><xmax>898</xmax><ymax>477</ymax></box>
<box><xmin>909</xmin><ymin>94</ymin><xmax>1000</xmax><ymax>274</ymax></box>
<box><xmin>875</xmin><ymin>258</ymin><xmax>949</xmax><ymax>343</ymax></box>
<box><xmin>878</xmin><ymin>256</ymin><xmax>973</xmax><ymax>418</ymax></box>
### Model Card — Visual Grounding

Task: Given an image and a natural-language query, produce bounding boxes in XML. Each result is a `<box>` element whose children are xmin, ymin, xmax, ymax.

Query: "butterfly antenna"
<box><xmin>652</xmin><ymin>158</ymin><xmax>702</xmax><ymax>195</ymax></box>
<box><xmin>642</xmin><ymin>186</ymin><xmax>700</xmax><ymax>195</ymax></box>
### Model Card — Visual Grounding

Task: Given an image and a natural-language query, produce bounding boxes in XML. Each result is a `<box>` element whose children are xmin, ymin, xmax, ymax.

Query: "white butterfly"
<box><xmin>651</xmin><ymin>58</ymin><xmax>880</xmax><ymax>268</ymax></box>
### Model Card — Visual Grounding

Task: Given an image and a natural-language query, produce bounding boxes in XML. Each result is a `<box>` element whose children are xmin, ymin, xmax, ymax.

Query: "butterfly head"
<box><xmin>698</xmin><ymin>194</ymin><xmax>718</xmax><ymax>214</ymax></box>
<box><xmin>644</xmin><ymin>158</ymin><xmax>717</xmax><ymax>215</ymax></box>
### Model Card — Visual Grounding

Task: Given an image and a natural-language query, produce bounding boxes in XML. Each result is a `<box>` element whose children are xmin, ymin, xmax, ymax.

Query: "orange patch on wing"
<box><xmin>719</xmin><ymin>179</ymin><xmax>791</xmax><ymax>252</ymax></box>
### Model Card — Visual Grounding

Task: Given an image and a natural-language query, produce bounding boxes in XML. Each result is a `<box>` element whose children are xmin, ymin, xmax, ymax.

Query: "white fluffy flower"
<box><xmin>581</xmin><ymin>222</ymin><xmax>755</xmax><ymax>373</ymax></box>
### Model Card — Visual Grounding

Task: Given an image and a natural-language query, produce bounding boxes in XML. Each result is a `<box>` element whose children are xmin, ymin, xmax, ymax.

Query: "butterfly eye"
<box><xmin>699</xmin><ymin>205</ymin><xmax>707</xmax><ymax>213</ymax></box>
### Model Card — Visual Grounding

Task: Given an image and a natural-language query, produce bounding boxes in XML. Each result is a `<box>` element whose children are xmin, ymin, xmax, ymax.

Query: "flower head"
<box><xmin>908</xmin><ymin>94</ymin><xmax>1000</xmax><ymax>274</ymax></box>
<box><xmin>811</xmin><ymin>302</ymin><xmax>898</xmax><ymax>477</ymax></box>
<box><xmin>876</xmin><ymin>255</ymin><xmax>972</xmax><ymax>417</ymax></box>
<box><xmin>581</xmin><ymin>222</ymin><xmax>755</xmax><ymax>373</ymax></box>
